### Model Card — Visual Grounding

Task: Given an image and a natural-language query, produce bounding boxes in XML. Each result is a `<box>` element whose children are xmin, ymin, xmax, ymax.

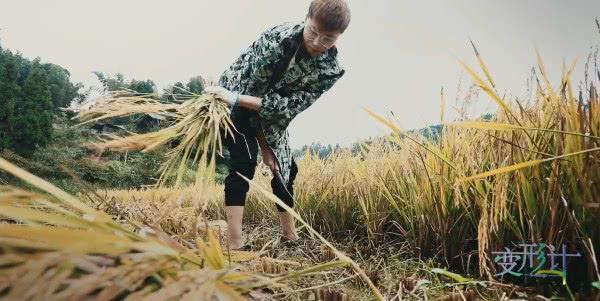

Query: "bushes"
<box><xmin>0</xmin><ymin>115</ymin><xmax>164</xmax><ymax>193</ymax></box>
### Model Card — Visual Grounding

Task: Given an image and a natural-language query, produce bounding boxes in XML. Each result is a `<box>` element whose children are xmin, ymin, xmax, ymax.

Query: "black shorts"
<box><xmin>222</xmin><ymin>107</ymin><xmax>297</xmax><ymax>212</ymax></box>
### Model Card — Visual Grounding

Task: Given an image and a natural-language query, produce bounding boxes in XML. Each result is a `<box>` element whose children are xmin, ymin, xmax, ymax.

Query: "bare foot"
<box><xmin>278</xmin><ymin>212</ymin><xmax>299</xmax><ymax>241</ymax></box>
<box><xmin>282</xmin><ymin>231</ymin><xmax>299</xmax><ymax>241</ymax></box>
<box><xmin>228</xmin><ymin>239</ymin><xmax>243</xmax><ymax>250</ymax></box>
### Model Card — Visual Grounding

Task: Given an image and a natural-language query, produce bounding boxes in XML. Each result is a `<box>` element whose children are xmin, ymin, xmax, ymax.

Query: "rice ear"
<box><xmin>456</xmin><ymin>147</ymin><xmax>600</xmax><ymax>183</ymax></box>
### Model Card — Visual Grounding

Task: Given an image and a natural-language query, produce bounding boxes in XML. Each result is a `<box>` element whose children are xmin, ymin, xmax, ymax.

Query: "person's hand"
<box><xmin>204</xmin><ymin>86</ymin><xmax>238</xmax><ymax>107</ymax></box>
<box><xmin>261</xmin><ymin>147</ymin><xmax>280</xmax><ymax>174</ymax></box>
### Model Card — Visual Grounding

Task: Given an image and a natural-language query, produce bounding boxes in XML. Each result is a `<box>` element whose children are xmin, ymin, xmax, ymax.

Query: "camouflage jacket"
<box><xmin>219</xmin><ymin>21</ymin><xmax>345</xmax><ymax>187</ymax></box>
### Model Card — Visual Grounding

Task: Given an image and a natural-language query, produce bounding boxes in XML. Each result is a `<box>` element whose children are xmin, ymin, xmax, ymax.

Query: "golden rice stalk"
<box><xmin>261</xmin><ymin>257</ymin><xmax>288</xmax><ymax>274</ymax></box>
<box><xmin>76</xmin><ymin>91</ymin><xmax>236</xmax><ymax>187</ymax></box>
<box><xmin>92</xmin><ymin>129</ymin><xmax>178</xmax><ymax>152</ymax></box>
<box><xmin>535</xmin><ymin>48</ymin><xmax>558</xmax><ymax>100</ymax></box>
<box><xmin>0</xmin><ymin>157</ymin><xmax>199</xmax><ymax>260</ymax></box>
<box><xmin>447</xmin><ymin>120</ymin><xmax>600</xmax><ymax>139</ymax></box>
<box><xmin>73</xmin><ymin>91</ymin><xmax>181</xmax><ymax>125</ymax></box>
<box><xmin>363</xmin><ymin>107</ymin><xmax>456</xmax><ymax>169</ymax></box>
<box><xmin>456</xmin><ymin>146</ymin><xmax>600</xmax><ymax>183</ymax></box>
<box><xmin>470</xmin><ymin>40</ymin><xmax>496</xmax><ymax>89</ymax></box>
<box><xmin>458</xmin><ymin>59</ymin><xmax>519</xmax><ymax>123</ymax></box>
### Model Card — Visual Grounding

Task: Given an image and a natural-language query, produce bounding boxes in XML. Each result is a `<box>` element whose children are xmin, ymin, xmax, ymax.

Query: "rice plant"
<box><xmin>359</xmin><ymin>46</ymin><xmax>600</xmax><ymax>290</ymax></box>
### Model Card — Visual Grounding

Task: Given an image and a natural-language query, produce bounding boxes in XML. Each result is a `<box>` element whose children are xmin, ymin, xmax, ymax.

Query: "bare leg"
<box><xmin>278</xmin><ymin>211</ymin><xmax>299</xmax><ymax>240</ymax></box>
<box><xmin>225</xmin><ymin>206</ymin><xmax>244</xmax><ymax>249</ymax></box>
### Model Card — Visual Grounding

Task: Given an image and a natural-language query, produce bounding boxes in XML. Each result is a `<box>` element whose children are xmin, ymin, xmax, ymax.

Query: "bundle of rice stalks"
<box><xmin>73</xmin><ymin>91</ymin><xmax>235</xmax><ymax>187</ymax></box>
<box><xmin>74</xmin><ymin>91</ymin><xmax>182</xmax><ymax>125</ymax></box>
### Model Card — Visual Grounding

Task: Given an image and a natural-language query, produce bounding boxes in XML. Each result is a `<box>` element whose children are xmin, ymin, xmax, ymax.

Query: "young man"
<box><xmin>205</xmin><ymin>0</ymin><xmax>350</xmax><ymax>249</ymax></box>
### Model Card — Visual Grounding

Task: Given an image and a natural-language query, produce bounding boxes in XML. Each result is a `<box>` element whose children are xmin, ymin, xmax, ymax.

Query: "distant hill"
<box><xmin>293</xmin><ymin>113</ymin><xmax>494</xmax><ymax>159</ymax></box>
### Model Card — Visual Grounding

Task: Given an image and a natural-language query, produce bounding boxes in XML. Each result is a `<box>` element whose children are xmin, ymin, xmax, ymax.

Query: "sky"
<box><xmin>1</xmin><ymin>0</ymin><xmax>599</xmax><ymax>148</ymax></box>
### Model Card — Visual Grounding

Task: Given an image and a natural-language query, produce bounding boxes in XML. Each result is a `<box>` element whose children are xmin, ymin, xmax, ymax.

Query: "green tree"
<box><xmin>173</xmin><ymin>82</ymin><xmax>186</xmax><ymax>93</ymax></box>
<box><xmin>129</xmin><ymin>79</ymin><xmax>155</xmax><ymax>93</ymax></box>
<box><xmin>0</xmin><ymin>42</ymin><xmax>5</xmax><ymax>65</ymax></box>
<box><xmin>93</xmin><ymin>72</ymin><xmax>155</xmax><ymax>93</ymax></box>
<box><xmin>12</xmin><ymin>60</ymin><xmax>53</xmax><ymax>156</ymax></box>
<box><xmin>43</xmin><ymin>63</ymin><xmax>82</xmax><ymax>109</ymax></box>
<box><xmin>186</xmin><ymin>75</ymin><xmax>205</xmax><ymax>94</ymax></box>
<box><xmin>0</xmin><ymin>52</ymin><xmax>20</xmax><ymax>150</ymax></box>
<box><xmin>13</xmin><ymin>53</ymin><xmax>32</xmax><ymax>87</ymax></box>
<box><xmin>93</xmin><ymin>72</ymin><xmax>126</xmax><ymax>91</ymax></box>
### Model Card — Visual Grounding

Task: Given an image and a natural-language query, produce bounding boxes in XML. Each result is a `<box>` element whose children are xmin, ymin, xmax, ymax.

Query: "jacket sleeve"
<box><xmin>242</xmin><ymin>26</ymin><xmax>284</xmax><ymax>94</ymax></box>
<box><xmin>259</xmin><ymin>74</ymin><xmax>343</xmax><ymax>125</ymax></box>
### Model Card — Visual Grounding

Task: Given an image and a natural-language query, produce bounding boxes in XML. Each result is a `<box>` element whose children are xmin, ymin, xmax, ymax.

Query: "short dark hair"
<box><xmin>307</xmin><ymin>0</ymin><xmax>351</xmax><ymax>33</ymax></box>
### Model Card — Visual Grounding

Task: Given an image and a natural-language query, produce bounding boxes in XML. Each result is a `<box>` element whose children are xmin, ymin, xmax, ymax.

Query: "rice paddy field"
<box><xmin>1</xmin><ymin>45</ymin><xmax>599</xmax><ymax>300</ymax></box>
